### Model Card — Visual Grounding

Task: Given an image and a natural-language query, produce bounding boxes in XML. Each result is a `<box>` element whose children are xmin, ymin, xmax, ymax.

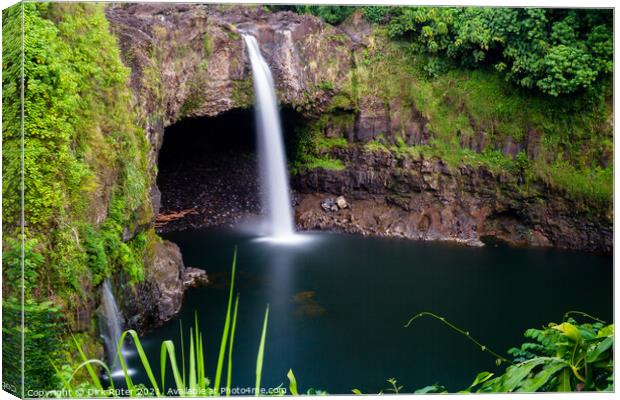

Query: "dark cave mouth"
<box><xmin>155</xmin><ymin>107</ymin><xmax>306</xmax><ymax>232</ymax></box>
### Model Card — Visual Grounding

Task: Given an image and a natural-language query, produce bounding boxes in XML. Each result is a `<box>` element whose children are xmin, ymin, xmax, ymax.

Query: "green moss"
<box><xmin>364</xmin><ymin>140</ymin><xmax>390</xmax><ymax>152</ymax></box>
<box><xmin>203</xmin><ymin>34</ymin><xmax>213</xmax><ymax>56</ymax></box>
<box><xmin>327</xmin><ymin>93</ymin><xmax>355</xmax><ymax>111</ymax></box>
<box><xmin>292</xmin><ymin>156</ymin><xmax>345</xmax><ymax>174</ymax></box>
<box><xmin>231</xmin><ymin>78</ymin><xmax>254</xmax><ymax>108</ymax></box>
<box><xmin>315</xmin><ymin>136</ymin><xmax>348</xmax><ymax>149</ymax></box>
<box><xmin>318</xmin><ymin>79</ymin><xmax>335</xmax><ymax>91</ymax></box>
<box><xmin>225</xmin><ymin>25</ymin><xmax>241</xmax><ymax>41</ymax></box>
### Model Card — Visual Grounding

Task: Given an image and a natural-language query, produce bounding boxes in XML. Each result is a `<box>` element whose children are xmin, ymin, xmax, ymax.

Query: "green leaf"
<box><xmin>214</xmin><ymin>247</ymin><xmax>237</xmax><ymax>395</ymax></box>
<box><xmin>497</xmin><ymin>358</ymin><xmax>547</xmax><ymax>392</ymax></box>
<box><xmin>160</xmin><ymin>340</ymin><xmax>185</xmax><ymax>396</ymax></box>
<box><xmin>467</xmin><ymin>371</ymin><xmax>494</xmax><ymax>391</ymax></box>
<box><xmin>414</xmin><ymin>384</ymin><xmax>448</xmax><ymax>393</ymax></box>
<box><xmin>189</xmin><ymin>327</ymin><xmax>197</xmax><ymax>393</ymax></box>
<box><xmin>72</xmin><ymin>336</ymin><xmax>103</xmax><ymax>393</ymax></box>
<box><xmin>119</xmin><ymin>329</ymin><xmax>161</xmax><ymax>396</ymax></box>
<box><xmin>351</xmin><ymin>388</ymin><xmax>363</xmax><ymax>395</ymax></box>
<box><xmin>287</xmin><ymin>369</ymin><xmax>299</xmax><ymax>396</ymax></box>
<box><xmin>556</xmin><ymin>367</ymin><xmax>572</xmax><ymax>392</ymax></box>
<box><xmin>226</xmin><ymin>295</ymin><xmax>240</xmax><ymax>396</ymax></box>
<box><xmin>518</xmin><ymin>360</ymin><xmax>568</xmax><ymax>392</ymax></box>
<box><xmin>586</xmin><ymin>337</ymin><xmax>613</xmax><ymax>363</ymax></box>
<box><xmin>597</xmin><ymin>324</ymin><xmax>614</xmax><ymax>338</ymax></box>
<box><xmin>553</xmin><ymin>322</ymin><xmax>582</xmax><ymax>342</ymax></box>
<box><xmin>72</xmin><ymin>335</ymin><xmax>105</xmax><ymax>394</ymax></box>
<box><xmin>255</xmin><ymin>305</ymin><xmax>270</xmax><ymax>396</ymax></box>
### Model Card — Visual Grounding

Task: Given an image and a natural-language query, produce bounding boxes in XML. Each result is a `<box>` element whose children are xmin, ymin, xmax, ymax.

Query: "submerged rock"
<box><xmin>183</xmin><ymin>267</ymin><xmax>209</xmax><ymax>287</ymax></box>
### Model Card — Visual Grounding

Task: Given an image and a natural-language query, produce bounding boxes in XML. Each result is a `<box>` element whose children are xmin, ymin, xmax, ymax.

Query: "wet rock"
<box><xmin>124</xmin><ymin>240</ymin><xmax>187</xmax><ymax>331</ymax></box>
<box><xmin>156</xmin><ymin>153</ymin><xmax>261</xmax><ymax>233</ymax></box>
<box><xmin>320</xmin><ymin>198</ymin><xmax>339</xmax><ymax>213</ymax></box>
<box><xmin>182</xmin><ymin>267</ymin><xmax>209</xmax><ymax>287</ymax></box>
<box><xmin>150</xmin><ymin>240</ymin><xmax>185</xmax><ymax>322</ymax></box>
<box><xmin>336</xmin><ymin>196</ymin><xmax>349</xmax><ymax>209</ymax></box>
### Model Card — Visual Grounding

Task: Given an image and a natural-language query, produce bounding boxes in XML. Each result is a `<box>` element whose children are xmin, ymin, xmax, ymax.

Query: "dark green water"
<box><xmin>128</xmin><ymin>228</ymin><xmax>612</xmax><ymax>394</ymax></box>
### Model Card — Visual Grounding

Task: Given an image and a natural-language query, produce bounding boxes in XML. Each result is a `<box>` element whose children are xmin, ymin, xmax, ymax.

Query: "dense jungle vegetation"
<box><xmin>3</xmin><ymin>3</ymin><xmax>154</xmax><ymax>395</ymax></box>
<box><xmin>285</xmin><ymin>6</ymin><xmax>613</xmax><ymax>96</ymax></box>
<box><xmin>1</xmin><ymin>3</ymin><xmax>613</xmax><ymax>396</ymax></box>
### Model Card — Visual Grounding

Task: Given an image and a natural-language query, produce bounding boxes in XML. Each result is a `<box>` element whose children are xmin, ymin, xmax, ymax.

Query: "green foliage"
<box><xmin>349</xmin><ymin>30</ymin><xmax>611</xmax><ymax>206</ymax></box>
<box><xmin>291</xmin><ymin>113</ymin><xmax>351</xmax><ymax>173</ymax></box>
<box><xmin>3</xmin><ymin>237</ymin><xmax>44</xmax><ymax>294</ymax></box>
<box><xmin>2</xmin><ymin>3</ymin><xmax>152</xmax><ymax>300</ymax></box>
<box><xmin>3</xmin><ymin>297</ymin><xmax>68</xmax><ymax>395</ymax></box>
<box><xmin>362</xmin><ymin>7</ymin><xmax>396</xmax><ymax>24</ymax></box>
<box><xmin>267</xmin><ymin>5</ymin><xmax>354</xmax><ymax>25</ymax></box>
<box><xmin>409</xmin><ymin>312</ymin><xmax>614</xmax><ymax>393</ymax></box>
<box><xmin>2</xmin><ymin>3</ymin><xmax>156</xmax><ymax>391</ymax></box>
<box><xmin>318</xmin><ymin>80</ymin><xmax>335</xmax><ymax>91</ymax></box>
<box><xmin>83</xmin><ymin>227</ymin><xmax>110</xmax><ymax>286</ymax></box>
<box><xmin>386</xmin><ymin>8</ymin><xmax>612</xmax><ymax>96</ymax></box>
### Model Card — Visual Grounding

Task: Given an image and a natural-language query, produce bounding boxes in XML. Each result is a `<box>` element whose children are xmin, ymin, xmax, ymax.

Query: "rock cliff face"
<box><xmin>106</xmin><ymin>4</ymin><xmax>354</xmax><ymax>184</ymax></box>
<box><xmin>122</xmin><ymin>240</ymin><xmax>208</xmax><ymax>332</ymax></box>
<box><xmin>292</xmin><ymin>147</ymin><xmax>612</xmax><ymax>253</ymax></box>
<box><xmin>105</xmin><ymin>3</ymin><xmax>611</xmax><ymax>265</ymax></box>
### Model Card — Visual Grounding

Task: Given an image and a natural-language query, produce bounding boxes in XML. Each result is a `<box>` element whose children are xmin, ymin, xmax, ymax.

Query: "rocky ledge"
<box><xmin>292</xmin><ymin>146</ymin><xmax>612</xmax><ymax>253</ymax></box>
<box><xmin>123</xmin><ymin>240</ymin><xmax>209</xmax><ymax>332</ymax></box>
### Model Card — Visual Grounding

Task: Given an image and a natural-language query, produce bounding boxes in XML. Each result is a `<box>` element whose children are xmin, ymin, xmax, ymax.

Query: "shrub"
<box><xmin>386</xmin><ymin>8</ymin><xmax>612</xmax><ymax>96</ymax></box>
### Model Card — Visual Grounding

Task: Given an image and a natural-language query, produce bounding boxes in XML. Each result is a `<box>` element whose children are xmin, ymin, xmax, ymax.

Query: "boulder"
<box><xmin>320</xmin><ymin>198</ymin><xmax>339</xmax><ymax>213</ymax></box>
<box><xmin>336</xmin><ymin>196</ymin><xmax>349</xmax><ymax>209</ymax></box>
<box><xmin>123</xmin><ymin>240</ymin><xmax>187</xmax><ymax>331</ymax></box>
<box><xmin>183</xmin><ymin>267</ymin><xmax>209</xmax><ymax>287</ymax></box>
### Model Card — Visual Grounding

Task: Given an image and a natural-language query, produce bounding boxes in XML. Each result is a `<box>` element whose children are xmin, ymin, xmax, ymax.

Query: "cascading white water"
<box><xmin>242</xmin><ymin>34</ymin><xmax>296</xmax><ymax>240</ymax></box>
<box><xmin>99</xmin><ymin>279</ymin><xmax>130</xmax><ymax>376</ymax></box>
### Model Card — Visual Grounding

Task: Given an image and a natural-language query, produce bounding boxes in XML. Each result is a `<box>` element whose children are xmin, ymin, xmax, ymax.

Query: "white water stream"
<box><xmin>100</xmin><ymin>279</ymin><xmax>134</xmax><ymax>377</ymax></box>
<box><xmin>242</xmin><ymin>34</ymin><xmax>296</xmax><ymax>241</ymax></box>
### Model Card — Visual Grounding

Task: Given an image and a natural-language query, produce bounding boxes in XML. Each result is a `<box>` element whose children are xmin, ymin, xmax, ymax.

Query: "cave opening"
<box><xmin>156</xmin><ymin>106</ymin><xmax>306</xmax><ymax>232</ymax></box>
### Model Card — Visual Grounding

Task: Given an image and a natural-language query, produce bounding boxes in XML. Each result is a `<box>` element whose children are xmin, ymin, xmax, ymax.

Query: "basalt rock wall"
<box><xmin>292</xmin><ymin>147</ymin><xmax>612</xmax><ymax>253</ymax></box>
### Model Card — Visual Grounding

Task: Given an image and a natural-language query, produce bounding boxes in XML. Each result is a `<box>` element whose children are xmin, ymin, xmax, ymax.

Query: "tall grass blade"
<box><xmin>226</xmin><ymin>294</ymin><xmax>240</xmax><ymax>396</ymax></box>
<box><xmin>179</xmin><ymin>319</ymin><xmax>186</xmax><ymax>387</ymax></box>
<box><xmin>287</xmin><ymin>369</ymin><xmax>299</xmax><ymax>396</ymax></box>
<box><xmin>68</xmin><ymin>359</ymin><xmax>116</xmax><ymax>396</ymax></box>
<box><xmin>189</xmin><ymin>327</ymin><xmax>197</xmax><ymax>393</ymax></box>
<box><xmin>214</xmin><ymin>247</ymin><xmax>238</xmax><ymax>395</ymax></box>
<box><xmin>195</xmin><ymin>312</ymin><xmax>205</xmax><ymax>391</ymax></box>
<box><xmin>198</xmin><ymin>332</ymin><xmax>206</xmax><ymax>391</ymax></box>
<box><xmin>72</xmin><ymin>335</ymin><xmax>105</xmax><ymax>394</ymax></box>
<box><xmin>118</xmin><ymin>329</ymin><xmax>161</xmax><ymax>396</ymax></box>
<box><xmin>160</xmin><ymin>340</ymin><xmax>185</xmax><ymax>396</ymax></box>
<box><xmin>255</xmin><ymin>305</ymin><xmax>270</xmax><ymax>396</ymax></box>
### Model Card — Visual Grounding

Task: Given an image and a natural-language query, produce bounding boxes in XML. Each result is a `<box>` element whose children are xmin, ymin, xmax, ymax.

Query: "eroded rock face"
<box><xmin>123</xmin><ymin>240</ymin><xmax>186</xmax><ymax>331</ymax></box>
<box><xmin>292</xmin><ymin>147</ymin><xmax>612</xmax><ymax>253</ymax></box>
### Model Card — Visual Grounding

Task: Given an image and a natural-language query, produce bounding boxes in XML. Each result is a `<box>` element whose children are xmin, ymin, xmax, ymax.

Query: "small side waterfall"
<box><xmin>242</xmin><ymin>34</ymin><xmax>296</xmax><ymax>240</ymax></box>
<box><xmin>99</xmin><ymin>279</ymin><xmax>128</xmax><ymax>376</ymax></box>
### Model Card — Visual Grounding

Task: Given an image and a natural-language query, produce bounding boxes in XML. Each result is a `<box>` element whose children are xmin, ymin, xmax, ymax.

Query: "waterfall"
<box><xmin>99</xmin><ymin>279</ymin><xmax>128</xmax><ymax>376</ymax></box>
<box><xmin>242</xmin><ymin>34</ymin><xmax>296</xmax><ymax>240</ymax></box>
